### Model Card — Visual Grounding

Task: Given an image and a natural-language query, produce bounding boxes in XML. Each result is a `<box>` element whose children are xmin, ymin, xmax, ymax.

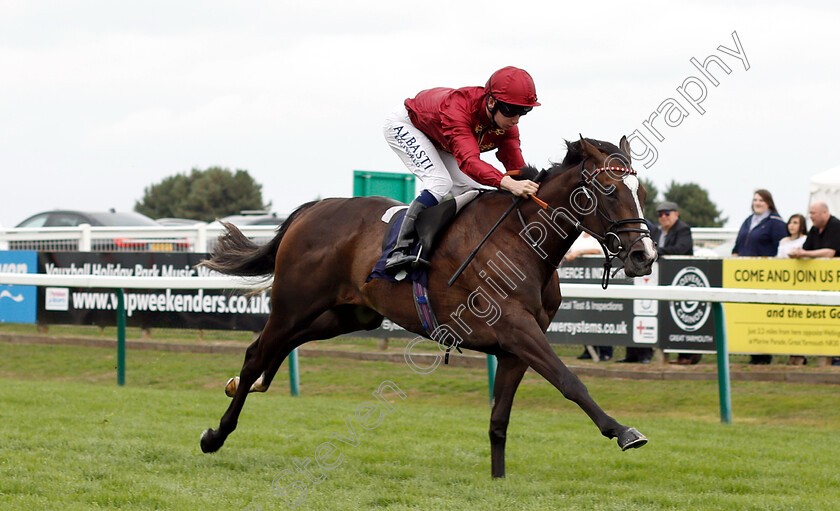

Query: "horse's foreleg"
<box><xmin>489</xmin><ymin>353</ymin><xmax>529</xmax><ymax>478</ymax></box>
<box><xmin>499</xmin><ymin>318</ymin><xmax>647</xmax><ymax>450</ymax></box>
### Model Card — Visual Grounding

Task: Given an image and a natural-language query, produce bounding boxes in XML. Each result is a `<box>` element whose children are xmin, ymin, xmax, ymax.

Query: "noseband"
<box><xmin>525</xmin><ymin>162</ymin><xmax>651</xmax><ymax>288</ymax></box>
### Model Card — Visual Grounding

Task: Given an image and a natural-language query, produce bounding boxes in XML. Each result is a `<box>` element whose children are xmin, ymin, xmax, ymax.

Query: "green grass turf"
<box><xmin>1</xmin><ymin>342</ymin><xmax>839</xmax><ymax>510</ymax></box>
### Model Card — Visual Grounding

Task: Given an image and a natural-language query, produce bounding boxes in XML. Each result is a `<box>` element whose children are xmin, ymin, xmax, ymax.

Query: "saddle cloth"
<box><xmin>366</xmin><ymin>190</ymin><xmax>480</xmax><ymax>284</ymax></box>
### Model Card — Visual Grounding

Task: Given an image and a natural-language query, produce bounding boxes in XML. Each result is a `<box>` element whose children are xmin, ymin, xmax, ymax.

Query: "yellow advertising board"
<box><xmin>722</xmin><ymin>258</ymin><xmax>840</xmax><ymax>355</ymax></box>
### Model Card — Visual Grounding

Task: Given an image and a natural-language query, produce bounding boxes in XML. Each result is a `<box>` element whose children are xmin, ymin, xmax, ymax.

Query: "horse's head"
<box><xmin>559</xmin><ymin>136</ymin><xmax>657</xmax><ymax>278</ymax></box>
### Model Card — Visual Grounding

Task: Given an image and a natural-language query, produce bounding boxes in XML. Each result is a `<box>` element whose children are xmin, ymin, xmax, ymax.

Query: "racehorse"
<box><xmin>198</xmin><ymin>136</ymin><xmax>657</xmax><ymax>478</ymax></box>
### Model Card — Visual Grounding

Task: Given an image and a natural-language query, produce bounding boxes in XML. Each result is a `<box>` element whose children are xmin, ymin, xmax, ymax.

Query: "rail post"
<box><xmin>289</xmin><ymin>348</ymin><xmax>300</xmax><ymax>397</ymax></box>
<box><xmin>713</xmin><ymin>302</ymin><xmax>732</xmax><ymax>424</ymax></box>
<box><xmin>117</xmin><ymin>288</ymin><xmax>126</xmax><ymax>386</ymax></box>
<box><xmin>486</xmin><ymin>354</ymin><xmax>497</xmax><ymax>405</ymax></box>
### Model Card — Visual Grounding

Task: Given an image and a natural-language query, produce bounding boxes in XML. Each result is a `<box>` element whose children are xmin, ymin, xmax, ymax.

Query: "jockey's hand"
<box><xmin>500</xmin><ymin>176</ymin><xmax>539</xmax><ymax>198</ymax></box>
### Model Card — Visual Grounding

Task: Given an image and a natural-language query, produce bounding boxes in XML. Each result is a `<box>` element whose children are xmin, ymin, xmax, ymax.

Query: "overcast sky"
<box><xmin>2</xmin><ymin>1</ymin><xmax>838</xmax><ymax>229</ymax></box>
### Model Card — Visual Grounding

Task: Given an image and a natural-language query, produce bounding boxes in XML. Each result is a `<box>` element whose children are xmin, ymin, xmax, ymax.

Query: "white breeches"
<box><xmin>383</xmin><ymin>105</ymin><xmax>491</xmax><ymax>201</ymax></box>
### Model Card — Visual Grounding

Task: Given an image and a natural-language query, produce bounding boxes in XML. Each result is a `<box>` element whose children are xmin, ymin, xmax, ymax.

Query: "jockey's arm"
<box><xmin>441</xmin><ymin>110</ymin><xmax>537</xmax><ymax>198</ymax></box>
<box><xmin>500</xmin><ymin>175</ymin><xmax>539</xmax><ymax>198</ymax></box>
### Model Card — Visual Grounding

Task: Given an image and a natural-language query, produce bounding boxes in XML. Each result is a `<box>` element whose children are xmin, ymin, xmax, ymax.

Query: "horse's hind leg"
<box><xmin>201</xmin><ymin>311</ymin><xmax>289</xmax><ymax>453</ymax></box>
<box><xmin>200</xmin><ymin>294</ymin><xmax>327</xmax><ymax>453</ymax></box>
<box><xmin>258</xmin><ymin>305</ymin><xmax>382</xmax><ymax>390</ymax></box>
<box><xmin>223</xmin><ymin>336</ymin><xmax>265</xmax><ymax>397</ymax></box>
<box><xmin>489</xmin><ymin>353</ymin><xmax>529</xmax><ymax>478</ymax></box>
<box><xmin>224</xmin><ymin>305</ymin><xmax>383</xmax><ymax>397</ymax></box>
<box><xmin>200</xmin><ymin>305</ymin><xmax>382</xmax><ymax>454</ymax></box>
<box><xmin>500</xmin><ymin>316</ymin><xmax>647</xmax><ymax>451</ymax></box>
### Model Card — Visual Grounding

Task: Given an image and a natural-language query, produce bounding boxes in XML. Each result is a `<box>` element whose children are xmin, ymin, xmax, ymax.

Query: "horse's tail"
<box><xmin>199</xmin><ymin>200</ymin><xmax>320</xmax><ymax>277</ymax></box>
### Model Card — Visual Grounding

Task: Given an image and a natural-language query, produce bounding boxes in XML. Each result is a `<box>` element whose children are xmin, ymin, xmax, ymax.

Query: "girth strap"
<box><xmin>411</xmin><ymin>279</ymin><xmax>460</xmax><ymax>364</ymax></box>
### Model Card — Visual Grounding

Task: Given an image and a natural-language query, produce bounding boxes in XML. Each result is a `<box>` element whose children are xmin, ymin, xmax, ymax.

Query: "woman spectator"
<box><xmin>776</xmin><ymin>213</ymin><xmax>810</xmax><ymax>365</ymax></box>
<box><xmin>775</xmin><ymin>213</ymin><xmax>807</xmax><ymax>259</ymax></box>
<box><xmin>732</xmin><ymin>189</ymin><xmax>788</xmax><ymax>364</ymax></box>
<box><xmin>732</xmin><ymin>189</ymin><xmax>788</xmax><ymax>257</ymax></box>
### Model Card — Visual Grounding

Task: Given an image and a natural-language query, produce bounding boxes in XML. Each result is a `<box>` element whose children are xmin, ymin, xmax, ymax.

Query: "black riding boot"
<box><xmin>384</xmin><ymin>199</ymin><xmax>429</xmax><ymax>275</ymax></box>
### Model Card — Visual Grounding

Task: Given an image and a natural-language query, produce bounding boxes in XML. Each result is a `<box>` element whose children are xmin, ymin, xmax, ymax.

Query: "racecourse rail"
<box><xmin>0</xmin><ymin>225</ymin><xmax>738</xmax><ymax>254</ymax></box>
<box><xmin>2</xmin><ymin>272</ymin><xmax>840</xmax><ymax>424</ymax></box>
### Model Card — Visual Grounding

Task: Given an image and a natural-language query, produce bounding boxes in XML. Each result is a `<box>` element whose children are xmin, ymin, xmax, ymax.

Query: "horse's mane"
<box><xmin>550</xmin><ymin>138</ymin><xmax>630</xmax><ymax>173</ymax></box>
<box><xmin>494</xmin><ymin>138</ymin><xmax>631</xmax><ymax>192</ymax></box>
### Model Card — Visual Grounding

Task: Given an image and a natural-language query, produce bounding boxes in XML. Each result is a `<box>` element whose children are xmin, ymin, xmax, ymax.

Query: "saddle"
<box><xmin>414</xmin><ymin>167</ymin><xmax>541</xmax><ymax>257</ymax></box>
<box><xmin>366</xmin><ymin>168</ymin><xmax>541</xmax><ymax>360</ymax></box>
<box><xmin>368</xmin><ymin>191</ymin><xmax>479</xmax><ymax>284</ymax></box>
<box><xmin>369</xmin><ymin>167</ymin><xmax>542</xmax><ymax>283</ymax></box>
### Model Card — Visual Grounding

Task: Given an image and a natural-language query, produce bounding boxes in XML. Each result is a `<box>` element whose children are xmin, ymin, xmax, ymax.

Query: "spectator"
<box><xmin>775</xmin><ymin>213</ymin><xmax>807</xmax><ymax>259</ymax></box>
<box><xmin>650</xmin><ymin>201</ymin><xmax>694</xmax><ymax>257</ymax></box>
<box><xmin>566</xmin><ymin>233</ymin><xmax>612</xmax><ymax>362</ymax></box>
<box><xmin>789</xmin><ymin>201</ymin><xmax>840</xmax><ymax>259</ymax></box>
<box><xmin>732</xmin><ymin>189</ymin><xmax>788</xmax><ymax>257</ymax></box>
<box><xmin>778</xmin><ymin>213</ymin><xmax>809</xmax><ymax>365</ymax></box>
<box><xmin>732</xmin><ymin>189</ymin><xmax>788</xmax><ymax>365</ymax></box>
<box><xmin>645</xmin><ymin>201</ymin><xmax>697</xmax><ymax>364</ymax></box>
<box><xmin>789</xmin><ymin>201</ymin><xmax>840</xmax><ymax>367</ymax></box>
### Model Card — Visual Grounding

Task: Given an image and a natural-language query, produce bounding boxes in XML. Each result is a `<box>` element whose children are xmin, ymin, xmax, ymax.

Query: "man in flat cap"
<box><xmin>621</xmin><ymin>201</ymin><xmax>696</xmax><ymax>364</ymax></box>
<box><xmin>651</xmin><ymin>201</ymin><xmax>699</xmax><ymax>364</ymax></box>
<box><xmin>651</xmin><ymin>201</ymin><xmax>693</xmax><ymax>256</ymax></box>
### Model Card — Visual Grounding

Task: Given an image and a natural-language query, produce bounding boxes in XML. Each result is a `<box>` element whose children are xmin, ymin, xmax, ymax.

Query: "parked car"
<box><xmin>11</xmin><ymin>209</ymin><xmax>190</xmax><ymax>252</ymax></box>
<box><xmin>213</xmin><ymin>210</ymin><xmax>286</xmax><ymax>227</ymax></box>
<box><xmin>16</xmin><ymin>210</ymin><xmax>160</xmax><ymax>228</ymax></box>
<box><xmin>0</xmin><ymin>221</ymin><xmax>8</xmax><ymax>250</ymax></box>
<box><xmin>155</xmin><ymin>217</ymin><xmax>206</xmax><ymax>227</ymax></box>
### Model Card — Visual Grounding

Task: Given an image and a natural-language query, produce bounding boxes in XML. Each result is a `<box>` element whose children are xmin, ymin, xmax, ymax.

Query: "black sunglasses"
<box><xmin>496</xmin><ymin>101</ymin><xmax>532</xmax><ymax>118</ymax></box>
<box><xmin>658</xmin><ymin>210</ymin><xmax>673</xmax><ymax>217</ymax></box>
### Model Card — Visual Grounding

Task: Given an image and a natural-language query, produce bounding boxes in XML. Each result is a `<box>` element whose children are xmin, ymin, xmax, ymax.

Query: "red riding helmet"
<box><xmin>485</xmin><ymin>66</ymin><xmax>541</xmax><ymax>107</ymax></box>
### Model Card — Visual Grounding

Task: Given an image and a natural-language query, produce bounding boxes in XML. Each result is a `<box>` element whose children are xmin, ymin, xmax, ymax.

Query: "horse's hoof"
<box><xmin>252</xmin><ymin>374</ymin><xmax>268</xmax><ymax>393</ymax></box>
<box><xmin>226</xmin><ymin>375</ymin><xmax>268</xmax><ymax>396</ymax></box>
<box><xmin>225</xmin><ymin>377</ymin><xmax>238</xmax><ymax>398</ymax></box>
<box><xmin>618</xmin><ymin>427</ymin><xmax>648</xmax><ymax>451</ymax></box>
<box><xmin>200</xmin><ymin>428</ymin><xmax>222</xmax><ymax>453</ymax></box>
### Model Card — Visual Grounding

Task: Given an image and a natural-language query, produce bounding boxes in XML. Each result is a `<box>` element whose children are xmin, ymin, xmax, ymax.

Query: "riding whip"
<box><xmin>448</xmin><ymin>170</ymin><xmax>546</xmax><ymax>286</ymax></box>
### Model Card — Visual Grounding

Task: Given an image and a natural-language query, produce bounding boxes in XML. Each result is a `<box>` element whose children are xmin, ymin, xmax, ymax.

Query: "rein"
<box><xmin>447</xmin><ymin>169</ymin><xmax>548</xmax><ymax>287</ymax></box>
<box><xmin>448</xmin><ymin>161</ymin><xmax>652</xmax><ymax>289</ymax></box>
<box><xmin>523</xmin><ymin>162</ymin><xmax>650</xmax><ymax>289</ymax></box>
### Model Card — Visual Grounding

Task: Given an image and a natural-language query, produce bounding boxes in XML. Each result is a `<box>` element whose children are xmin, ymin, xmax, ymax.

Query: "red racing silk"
<box><xmin>405</xmin><ymin>86</ymin><xmax>526</xmax><ymax>188</ymax></box>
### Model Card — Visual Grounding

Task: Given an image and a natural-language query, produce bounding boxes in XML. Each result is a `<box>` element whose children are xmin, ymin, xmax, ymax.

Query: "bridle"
<box><xmin>521</xmin><ymin>161</ymin><xmax>651</xmax><ymax>288</ymax></box>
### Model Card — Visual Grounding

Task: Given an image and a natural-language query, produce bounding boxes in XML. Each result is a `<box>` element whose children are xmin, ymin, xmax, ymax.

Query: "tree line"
<box><xmin>135</xmin><ymin>167</ymin><xmax>270</xmax><ymax>223</ymax></box>
<box><xmin>639</xmin><ymin>178</ymin><xmax>726</xmax><ymax>228</ymax></box>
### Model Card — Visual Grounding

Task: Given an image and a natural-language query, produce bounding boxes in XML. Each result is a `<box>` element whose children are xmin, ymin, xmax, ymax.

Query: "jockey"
<box><xmin>383</xmin><ymin>66</ymin><xmax>541</xmax><ymax>274</ymax></box>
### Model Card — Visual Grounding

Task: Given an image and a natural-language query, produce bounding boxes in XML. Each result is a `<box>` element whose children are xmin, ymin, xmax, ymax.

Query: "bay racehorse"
<box><xmin>199</xmin><ymin>136</ymin><xmax>657</xmax><ymax>477</ymax></box>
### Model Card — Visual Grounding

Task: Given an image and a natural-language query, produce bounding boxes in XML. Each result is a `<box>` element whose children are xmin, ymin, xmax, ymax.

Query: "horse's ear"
<box><xmin>619</xmin><ymin>135</ymin><xmax>632</xmax><ymax>162</ymax></box>
<box><xmin>578</xmin><ymin>135</ymin><xmax>601</xmax><ymax>158</ymax></box>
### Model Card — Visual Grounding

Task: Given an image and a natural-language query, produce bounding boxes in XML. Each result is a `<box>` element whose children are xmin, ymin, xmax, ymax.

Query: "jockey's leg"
<box><xmin>441</xmin><ymin>151</ymin><xmax>495</xmax><ymax>197</ymax></box>
<box><xmin>382</xmin><ymin>104</ymin><xmax>452</xmax><ymax>201</ymax></box>
<box><xmin>384</xmin><ymin>191</ymin><xmax>437</xmax><ymax>274</ymax></box>
<box><xmin>382</xmin><ymin>104</ymin><xmax>453</xmax><ymax>275</ymax></box>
